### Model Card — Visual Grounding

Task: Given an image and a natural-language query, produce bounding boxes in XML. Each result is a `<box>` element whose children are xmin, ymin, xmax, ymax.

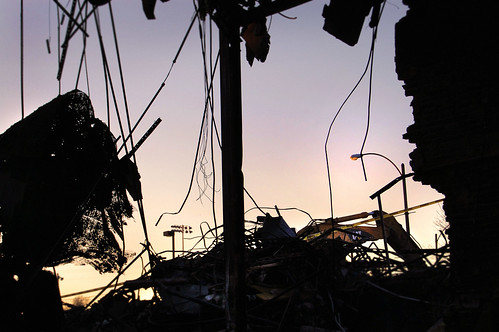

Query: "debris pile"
<box><xmin>66</xmin><ymin>215</ymin><xmax>451</xmax><ymax>331</ymax></box>
<box><xmin>0</xmin><ymin>90</ymin><xmax>140</xmax><ymax>329</ymax></box>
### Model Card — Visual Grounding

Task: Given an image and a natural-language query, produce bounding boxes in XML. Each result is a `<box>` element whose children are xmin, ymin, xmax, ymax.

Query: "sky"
<box><xmin>0</xmin><ymin>0</ymin><xmax>444</xmax><ymax>301</ymax></box>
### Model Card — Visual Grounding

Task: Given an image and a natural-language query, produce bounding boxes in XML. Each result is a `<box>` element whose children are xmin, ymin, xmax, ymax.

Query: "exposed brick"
<box><xmin>395</xmin><ymin>1</ymin><xmax>499</xmax><ymax>330</ymax></box>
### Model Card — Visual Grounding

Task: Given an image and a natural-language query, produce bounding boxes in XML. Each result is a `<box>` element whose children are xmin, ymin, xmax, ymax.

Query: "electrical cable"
<box><xmin>117</xmin><ymin>10</ymin><xmax>198</xmax><ymax>155</ymax></box>
<box><xmin>107</xmin><ymin>1</ymin><xmax>158</xmax><ymax>271</ymax></box>
<box><xmin>200</xmin><ymin>221</ymin><xmax>219</xmax><ymax>250</ymax></box>
<box><xmin>57</xmin><ymin>4</ymin><xmax>61</xmax><ymax>94</ymax></box>
<box><xmin>324</xmin><ymin>47</ymin><xmax>373</xmax><ymax>221</ymax></box>
<box><xmin>74</xmin><ymin>1</ymin><xmax>89</xmax><ymax>91</ymax></box>
<box><xmin>194</xmin><ymin>7</ymin><xmax>221</xmax><ymax>239</ymax></box>
<box><xmin>20</xmin><ymin>0</ymin><xmax>24</xmax><ymax>119</ymax></box>
<box><xmin>47</xmin><ymin>0</ymin><xmax>52</xmax><ymax>54</ymax></box>
<box><xmin>66</xmin><ymin>3</ymin><xmax>97</xmax><ymax>42</ymax></box>
<box><xmin>324</xmin><ymin>0</ymin><xmax>386</xmax><ymax>220</ymax></box>
<box><xmin>94</xmin><ymin>6</ymin><xmax>161</xmax><ymax>270</ymax></box>
<box><xmin>154</xmin><ymin>52</ymin><xmax>220</xmax><ymax>226</ymax></box>
<box><xmin>358</xmin><ymin>1</ymin><xmax>387</xmax><ymax>181</ymax></box>
<box><xmin>108</xmin><ymin>2</ymin><xmax>135</xmax><ymax>160</ymax></box>
<box><xmin>94</xmin><ymin>8</ymin><xmax>129</xmax><ymax>155</ymax></box>
<box><xmin>208</xmin><ymin>16</ymin><xmax>220</xmax><ymax>240</ymax></box>
<box><xmin>53</xmin><ymin>0</ymin><xmax>89</xmax><ymax>40</ymax></box>
<box><xmin>56</xmin><ymin>0</ymin><xmax>78</xmax><ymax>82</ymax></box>
<box><xmin>243</xmin><ymin>188</ymin><xmax>266</xmax><ymax>216</ymax></box>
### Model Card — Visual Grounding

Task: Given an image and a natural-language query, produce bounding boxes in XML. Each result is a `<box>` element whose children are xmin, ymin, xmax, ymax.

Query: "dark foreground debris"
<box><xmin>0</xmin><ymin>90</ymin><xmax>139</xmax><ymax>329</ymax></box>
<box><xmin>66</xmin><ymin>215</ymin><xmax>451</xmax><ymax>332</ymax></box>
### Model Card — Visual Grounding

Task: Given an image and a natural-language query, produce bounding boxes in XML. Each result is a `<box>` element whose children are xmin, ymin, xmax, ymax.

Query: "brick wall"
<box><xmin>395</xmin><ymin>1</ymin><xmax>499</xmax><ymax>329</ymax></box>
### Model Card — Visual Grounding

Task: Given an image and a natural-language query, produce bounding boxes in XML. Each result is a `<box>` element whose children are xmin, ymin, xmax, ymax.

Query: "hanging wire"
<box><xmin>46</xmin><ymin>0</ymin><xmax>52</xmax><ymax>54</ymax></box>
<box><xmin>108</xmin><ymin>2</ymin><xmax>135</xmax><ymax>160</ymax></box>
<box><xmin>324</xmin><ymin>1</ymin><xmax>386</xmax><ymax>221</ymax></box>
<box><xmin>194</xmin><ymin>1</ymin><xmax>224</xmax><ymax>239</ymax></box>
<box><xmin>20</xmin><ymin>0</ymin><xmax>24</xmax><ymax>119</ymax></box>
<box><xmin>243</xmin><ymin>188</ymin><xmax>266</xmax><ymax>216</ymax></box>
<box><xmin>117</xmin><ymin>10</ymin><xmax>198</xmax><ymax>155</ymax></box>
<box><xmin>196</xmin><ymin>11</ymin><xmax>212</xmax><ymax>203</ymax></box>
<box><xmin>324</xmin><ymin>53</ymin><xmax>372</xmax><ymax>220</ymax></box>
<box><xmin>74</xmin><ymin>1</ymin><xmax>89</xmax><ymax>91</ymax></box>
<box><xmin>56</xmin><ymin>0</ymin><xmax>77</xmax><ymax>82</ymax></box>
<box><xmin>155</xmin><ymin>52</ymin><xmax>220</xmax><ymax>227</ymax></box>
<box><xmin>94</xmin><ymin>8</ymin><xmax>129</xmax><ymax>155</ymax></box>
<box><xmin>358</xmin><ymin>1</ymin><xmax>387</xmax><ymax>181</ymax></box>
<box><xmin>208</xmin><ymin>15</ymin><xmax>220</xmax><ymax>240</ymax></box>
<box><xmin>57</xmin><ymin>1</ymin><xmax>62</xmax><ymax>94</ymax></box>
<box><xmin>95</xmin><ymin>3</ymin><xmax>156</xmax><ymax>267</ymax></box>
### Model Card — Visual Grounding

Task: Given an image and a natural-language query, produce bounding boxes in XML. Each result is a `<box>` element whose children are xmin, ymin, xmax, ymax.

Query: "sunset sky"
<box><xmin>0</xmin><ymin>1</ymin><xmax>443</xmax><ymax>300</ymax></box>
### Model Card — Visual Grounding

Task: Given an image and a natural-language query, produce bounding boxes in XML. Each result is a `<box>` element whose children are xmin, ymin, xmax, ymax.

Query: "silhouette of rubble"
<box><xmin>0</xmin><ymin>90</ymin><xmax>133</xmax><ymax>272</ymax></box>
<box><xmin>66</xmin><ymin>215</ymin><xmax>450</xmax><ymax>331</ymax></box>
<box><xmin>0</xmin><ymin>90</ymin><xmax>138</xmax><ymax>330</ymax></box>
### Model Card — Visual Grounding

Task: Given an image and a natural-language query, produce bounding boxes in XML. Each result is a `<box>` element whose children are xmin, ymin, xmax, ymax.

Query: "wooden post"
<box><xmin>219</xmin><ymin>25</ymin><xmax>246</xmax><ymax>331</ymax></box>
<box><xmin>401</xmin><ymin>163</ymin><xmax>410</xmax><ymax>235</ymax></box>
<box><xmin>172</xmin><ymin>231</ymin><xmax>175</xmax><ymax>259</ymax></box>
<box><xmin>377</xmin><ymin>197</ymin><xmax>391</xmax><ymax>275</ymax></box>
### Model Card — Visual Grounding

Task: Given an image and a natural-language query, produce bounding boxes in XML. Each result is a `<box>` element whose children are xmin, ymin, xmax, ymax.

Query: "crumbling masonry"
<box><xmin>395</xmin><ymin>1</ymin><xmax>499</xmax><ymax>330</ymax></box>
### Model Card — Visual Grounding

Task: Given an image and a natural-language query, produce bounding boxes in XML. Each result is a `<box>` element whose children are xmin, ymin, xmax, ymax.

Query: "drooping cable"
<box><xmin>75</xmin><ymin>1</ymin><xmax>89</xmax><ymax>92</ymax></box>
<box><xmin>357</xmin><ymin>1</ymin><xmax>387</xmax><ymax>181</ymax></box>
<box><xmin>57</xmin><ymin>2</ymin><xmax>61</xmax><ymax>94</ymax></box>
<box><xmin>67</xmin><ymin>1</ymin><xmax>96</xmax><ymax>42</ymax></box>
<box><xmin>53</xmin><ymin>0</ymin><xmax>89</xmax><ymax>40</ymax></box>
<box><xmin>94</xmin><ymin>8</ymin><xmax>129</xmax><ymax>155</ymax></box>
<box><xmin>243</xmin><ymin>188</ymin><xmax>266</xmax><ymax>216</ymax></box>
<box><xmin>107</xmin><ymin>0</ymin><xmax>137</xmax><ymax>280</ymax></box>
<box><xmin>95</xmin><ymin>10</ymin><xmax>156</xmax><ymax>274</ymax></box>
<box><xmin>117</xmin><ymin>10</ymin><xmax>198</xmax><ymax>155</ymax></box>
<box><xmin>202</xmin><ymin>14</ymin><xmax>217</xmax><ymax>234</ymax></box>
<box><xmin>56</xmin><ymin>0</ymin><xmax>77</xmax><ymax>82</ymax></box>
<box><xmin>98</xmin><ymin>4</ymin><xmax>155</xmax><ymax>267</ymax></box>
<box><xmin>195</xmin><ymin>2</ymin><xmax>221</xmax><ymax>239</ymax></box>
<box><xmin>108</xmin><ymin>2</ymin><xmax>135</xmax><ymax>159</ymax></box>
<box><xmin>46</xmin><ymin>0</ymin><xmax>52</xmax><ymax>54</ymax></box>
<box><xmin>324</xmin><ymin>1</ymin><xmax>386</xmax><ymax>220</ymax></box>
<box><xmin>20</xmin><ymin>0</ymin><xmax>25</xmax><ymax>119</ymax></box>
<box><xmin>324</xmin><ymin>50</ymin><xmax>374</xmax><ymax>221</ymax></box>
<box><xmin>208</xmin><ymin>15</ymin><xmax>220</xmax><ymax>240</ymax></box>
<box><xmin>155</xmin><ymin>53</ymin><xmax>220</xmax><ymax>226</ymax></box>
<box><xmin>150</xmin><ymin>4</ymin><xmax>220</xmax><ymax>231</ymax></box>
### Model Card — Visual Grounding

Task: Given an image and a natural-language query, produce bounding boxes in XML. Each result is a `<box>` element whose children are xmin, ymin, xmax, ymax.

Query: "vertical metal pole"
<box><xmin>219</xmin><ymin>26</ymin><xmax>246</xmax><ymax>331</ymax></box>
<box><xmin>181</xmin><ymin>227</ymin><xmax>185</xmax><ymax>255</ymax></box>
<box><xmin>402</xmin><ymin>163</ymin><xmax>410</xmax><ymax>235</ymax></box>
<box><xmin>172</xmin><ymin>232</ymin><xmax>175</xmax><ymax>259</ymax></box>
<box><xmin>377</xmin><ymin>197</ymin><xmax>391</xmax><ymax>275</ymax></box>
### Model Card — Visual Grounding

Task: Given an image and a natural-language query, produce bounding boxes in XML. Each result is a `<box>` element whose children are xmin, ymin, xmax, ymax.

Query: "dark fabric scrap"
<box><xmin>0</xmin><ymin>90</ymin><xmax>133</xmax><ymax>273</ymax></box>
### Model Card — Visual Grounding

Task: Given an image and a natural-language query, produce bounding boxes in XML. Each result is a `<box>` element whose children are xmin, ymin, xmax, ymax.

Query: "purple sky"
<box><xmin>1</xmin><ymin>1</ymin><xmax>443</xmax><ymax>298</ymax></box>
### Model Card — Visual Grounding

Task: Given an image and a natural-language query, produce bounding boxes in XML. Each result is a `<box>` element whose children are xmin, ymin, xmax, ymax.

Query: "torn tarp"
<box><xmin>0</xmin><ymin>90</ymin><xmax>136</xmax><ymax>273</ymax></box>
